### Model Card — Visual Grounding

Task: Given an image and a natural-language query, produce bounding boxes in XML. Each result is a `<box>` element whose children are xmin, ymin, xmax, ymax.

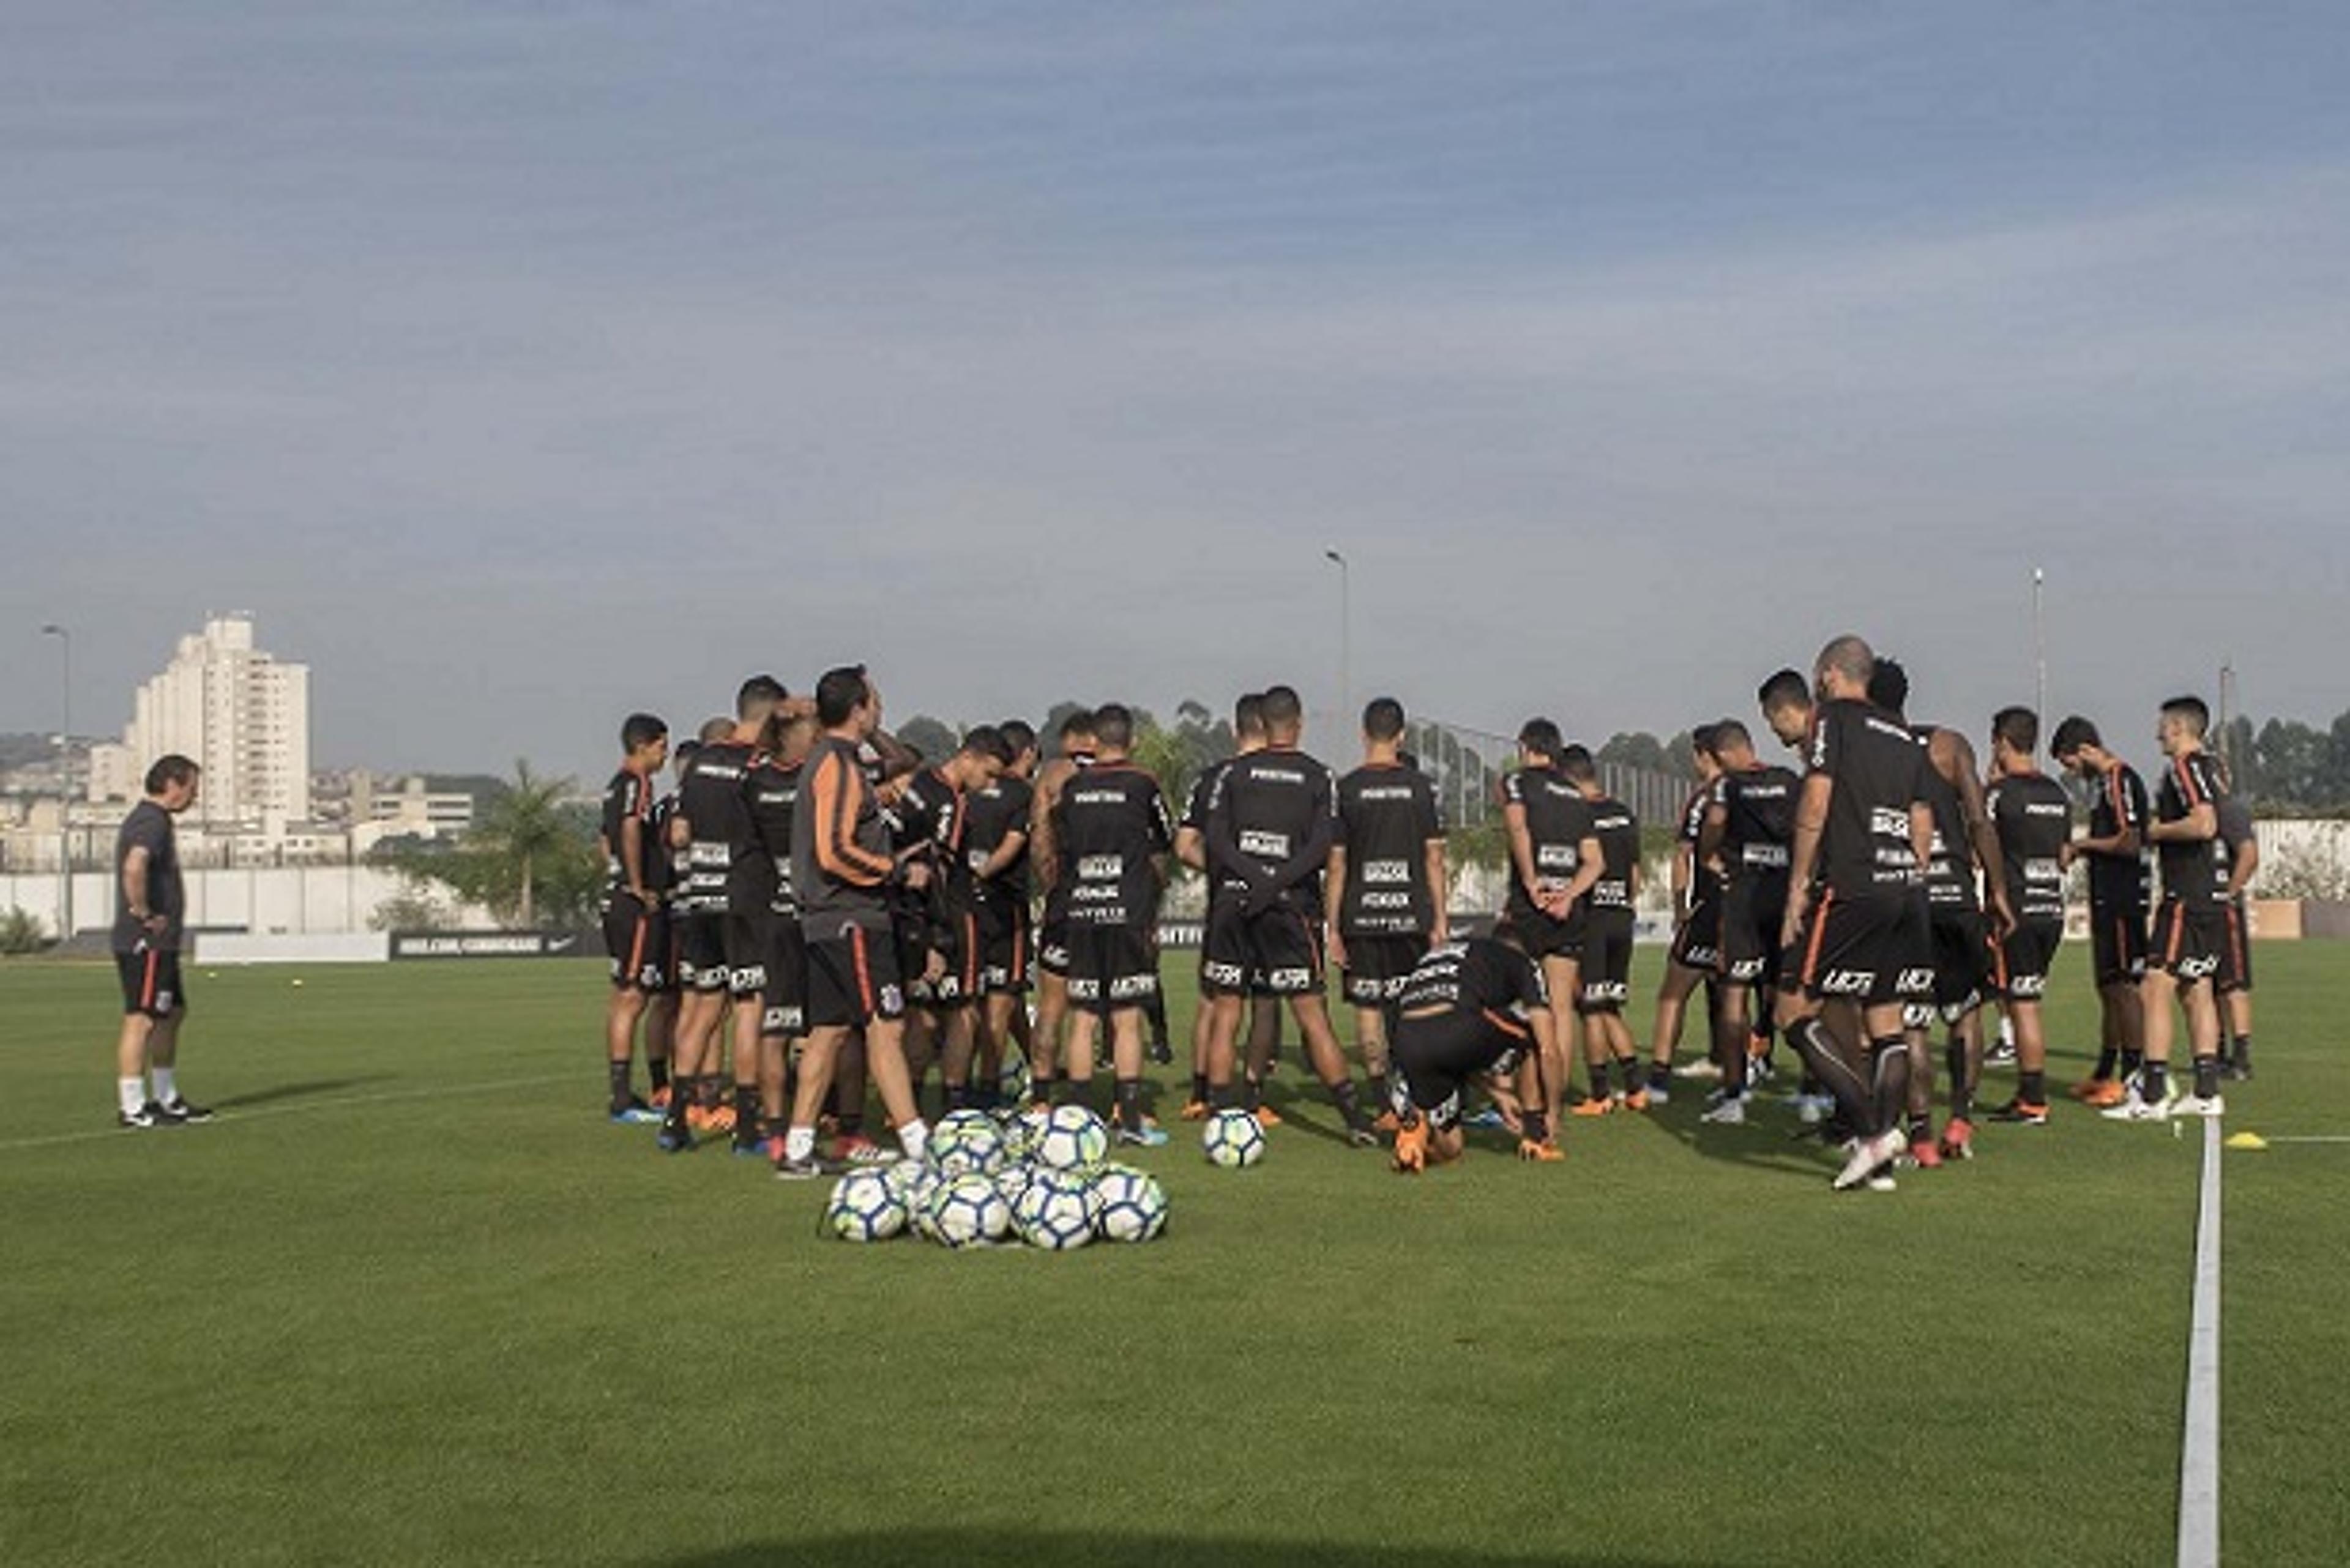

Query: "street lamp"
<box><xmin>39</xmin><ymin>623</ymin><xmax>71</xmax><ymax>938</ymax></box>
<box><xmin>1324</xmin><ymin>550</ymin><xmax>1351</xmax><ymax>733</ymax></box>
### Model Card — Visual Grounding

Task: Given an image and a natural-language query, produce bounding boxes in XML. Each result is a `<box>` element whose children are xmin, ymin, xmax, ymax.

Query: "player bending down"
<box><xmin>1390</xmin><ymin>926</ymin><xmax>1563</xmax><ymax>1171</ymax></box>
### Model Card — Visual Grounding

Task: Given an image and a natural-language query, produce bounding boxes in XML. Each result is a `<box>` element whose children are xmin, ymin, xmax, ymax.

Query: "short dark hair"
<box><xmin>621</xmin><ymin>713</ymin><xmax>667</xmax><ymax>752</ymax></box>
<box><xmin>1057</xmin><ymin>707</ymin><xmax>1097</xmax><ymax>742</ymax></box>
<box><xmin>1557</xmin><ymin>744</ymin><xmax>1597</xmax><ymax>785</ymax></box>
<box><xmin>698</xmin><ymin>715</ymin><xmax>734</xmax><ymax>744</ymax></box>
<box><xmin>145</xmin><ymin>755</ymin><xmax>199</xmax><ymax>795</ymax></box>
<box><xmin>1993</xmin><ymin>706</ymin><xmax>2039</xmax><ymax>755</ymax></box>
<box><xmin>1711</xmin><ymin>719</ymin><xmax>1751</xmax><ymax>753</ymax></box>
<box><xmin>2050</xmin><ymin>715</ymin><xmax>2100</xmax><ymax>757</ymax></box>
<box><xmin>1517</xmin><ymin>718</ymin><xmax>1563</xmax><ymax>760</ymax></box>
<box><xmin>1866</xmin><ymin>655</ymin><xmax>1909</xmax><ymax>717</ymax></box>
<box><xmin>815</xmin><ymin>665</ymin><xmax>869</xmax><ymax>727</ymax></box>
<box><xmin>736</xmin><ymin>674</ymin><xmax>788</xmax><ymax>720</ymax></box>
<box><xmin>1758</xmin><ymin>668</ymin><xmax>1810</xmax><ymax>712</ymax></box>
<box><xmin>1091</xmin><ymin>703</ymin><xmax>1136</xmax><ymax>750</ymax></box>
<box><xmin>1363</xmin><ymin>697</ymin><xmax>1405</xmax><ymax>742</ymax></box>
<box><xmin>2162</xmin><ymin>695</ymin><xmax>2210</xmax><ymax>737</ymax></box>
<box><xmin>673</xmin><ymin>738</ymin><xmax>703</xmax><ymax>767</ymax></box>
<box><xmin>1258</xmin><ymin>685</ymin><xmax>1303</xmax><ymax>730</ymax></box>
<box><xmin>1234</xmin><ymin>693</ymin><xmax>1267</xmax><ymax>739</ymax></box>
<box><xmin>1690</xmin><ymin>722</ymin><xmax>1721</xmax><ymax>760</ymax></box>
<box><xmin>999</xmin><ymin>719</ymin><xmax>1037</xmax><ymax>756</ymax></box>
<box><xmin>961</xmin><ymin>723</ymin><xmax>1014</xmax><ymax>766</ymax></box>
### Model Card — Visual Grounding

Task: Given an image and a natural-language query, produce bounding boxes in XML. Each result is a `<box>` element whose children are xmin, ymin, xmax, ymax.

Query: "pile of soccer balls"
<box><xmin>822</xmin><ymin>1105</ymin><xmax>1171</xmax><ymax>1250</ymax></box>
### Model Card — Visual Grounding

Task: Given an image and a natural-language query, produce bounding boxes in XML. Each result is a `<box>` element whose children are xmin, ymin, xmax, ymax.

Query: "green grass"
<box><xmin>2</xmin><ymin>946</ymin><xmax>2346</xmax><ymax>1566</ymax></box>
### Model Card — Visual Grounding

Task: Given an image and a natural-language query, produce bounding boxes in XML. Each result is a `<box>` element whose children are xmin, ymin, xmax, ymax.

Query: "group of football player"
<box><xmin>595</xmin><ymin>638</ymin><xmax>2258</xmax><ymax>1191</ymax></box>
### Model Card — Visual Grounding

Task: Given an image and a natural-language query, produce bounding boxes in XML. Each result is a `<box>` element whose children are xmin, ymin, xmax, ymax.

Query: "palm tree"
<box><xmin>472</xmin><ymin>760</ymin><xmax>574</xmax><ymax>928</ymax></box>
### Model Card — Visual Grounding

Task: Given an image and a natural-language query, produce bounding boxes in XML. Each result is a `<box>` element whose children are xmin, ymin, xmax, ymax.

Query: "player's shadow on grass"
<box><xmin>651</xmin><ymin>1531</ymin><xmax>1720</xmax><ymax>1567</ymax></box>
<box><xmin>211</xmin><ymin>1077</ymin><xmax>385</xmax><ymax>1110</ymax></box>
<box><xmin>1638</xmin><ymin>1089</ymin><xmax>1843</xmax><ymax>1181</ymax></box>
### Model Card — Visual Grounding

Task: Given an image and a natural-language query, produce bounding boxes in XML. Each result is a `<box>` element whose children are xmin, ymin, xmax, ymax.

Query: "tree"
<box><xmin>387</xmin><ymin>760</ymin><xmax>602</xmax><ymax>929</ymax></box>
<box><xmin>896</xmin><ymin>714</ymin><xmax>959</xmax><ymax>764</ymax></box>
<box><xmin>1598</xmin><ymin>731</ymin><xmax>1670</xmax><ymax>774</ymax></box>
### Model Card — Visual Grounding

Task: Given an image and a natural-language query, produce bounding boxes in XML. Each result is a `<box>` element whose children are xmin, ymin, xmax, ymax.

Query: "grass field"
<box><xmin>2</xmin><ymin>946</ymin><xmax>2346</xmax><ymax>1567</ymax></box>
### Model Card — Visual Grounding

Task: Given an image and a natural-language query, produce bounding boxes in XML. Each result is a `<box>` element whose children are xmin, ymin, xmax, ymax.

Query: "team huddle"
<box><xmin>595</xmin><ymin>638</ymin><xmax>2259</xmax><ymax>1193</ymax></box>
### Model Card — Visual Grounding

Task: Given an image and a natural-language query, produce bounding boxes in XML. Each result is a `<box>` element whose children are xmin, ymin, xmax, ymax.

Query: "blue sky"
<box><xmin>6</xmin><ymin>2</ymin><xmax>2345</xmax><ymax>781</ymax></box>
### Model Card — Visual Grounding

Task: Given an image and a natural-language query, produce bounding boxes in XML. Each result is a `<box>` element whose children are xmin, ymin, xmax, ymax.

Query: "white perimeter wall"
<box><xmin>0</xmin><ymin>867</ymin><xmax>491</xmax><ymax>939</ymax></box>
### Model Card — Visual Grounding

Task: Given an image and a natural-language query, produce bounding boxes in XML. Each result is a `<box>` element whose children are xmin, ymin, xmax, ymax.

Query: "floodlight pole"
<box><xmin>2031</xmin><ymin>567</ymin><xmax>2046</xmax><ymax>749</ymax></box>
<box><xmin>1324</xmin><ymin>549</ymin><xmax>1351</xmax><ymax>734</ymax></box>
<box><xmin>40</xmin><ymin>623</ymin><xmax>72</xmax><ymax>937</ymax></box>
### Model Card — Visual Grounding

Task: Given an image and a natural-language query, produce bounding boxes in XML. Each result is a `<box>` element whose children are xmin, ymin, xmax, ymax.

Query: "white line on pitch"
<box><xmin>0</xmin><ymin>1072</ymin><xmax>580</xmax><ymax>1154</ymax></box>
<box><xmin>2177</xmin><ymin>1115</ymin><xmax>2221</xmax><ymax>1568</ymax></box>
<box><xmin>2258</xmin><ymin>1135</ymin><xmax>2350</xmax><ymax>1144</ymax></box>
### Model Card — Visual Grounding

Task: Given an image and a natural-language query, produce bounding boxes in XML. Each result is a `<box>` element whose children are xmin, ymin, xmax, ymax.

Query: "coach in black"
<box><xmin>112</xmin><ymin>755</ymin><xmax>207</xmax><ymax>1129</ymax></box>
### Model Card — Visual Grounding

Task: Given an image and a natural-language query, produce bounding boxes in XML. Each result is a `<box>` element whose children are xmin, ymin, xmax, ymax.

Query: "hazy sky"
<box><xmin>6</xmin><ymin>2</ymin><xmax>2345</xmax><ymax>783</ymax></box>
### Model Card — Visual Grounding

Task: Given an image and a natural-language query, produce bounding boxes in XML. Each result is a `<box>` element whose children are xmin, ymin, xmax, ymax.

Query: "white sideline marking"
<box><xmin>2259</xmin><ymin>1135</ymin><xmax>2350</xmax><ymax>1144</ymax></box>
<box><xmin>0</xmin><ymin>1072</ymin><xmax>578</xmax><ymax>1154</ymax></box>
<box><xmin>2178</xmin><ymin>1115</ymin><xmax>2221</xmax><ymax>1568</ymax></box>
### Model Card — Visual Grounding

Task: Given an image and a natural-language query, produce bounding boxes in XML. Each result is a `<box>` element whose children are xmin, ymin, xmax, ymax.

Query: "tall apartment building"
<box><xmin>91</xmin><ymin>614</ymin><xmax>311</xmax><ymax>829</ymax></box>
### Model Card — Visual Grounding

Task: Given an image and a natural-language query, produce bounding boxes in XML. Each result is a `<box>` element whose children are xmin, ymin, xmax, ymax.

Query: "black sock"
<box><xmin>838</xmin><ymin>1110</ymin><xmax>864</xmax><ymax>1138</ymax></box>
<box><xmin>1522</xmin><ymin>1110</ymin><xmax>1550</xmax><ymax>1145</ymax></box>
<box><xmin>2231</xmin><ymin>1032</ymin><xmax>2251</xmax><ymax>1067</ymax></box>
<box><xmin>1032</xmin><ymin>1072</ymin><xmax>1056</xmax><ymax>1105</ymax></box>
<box><xmin>699</xmin><ymin>1075</ymin><xmax>723</xmax><ymax>1110</ymax></box>
<box><xmin>2019</xmin><ymin>1069</ymin><xmax>2045</xmax><ymax>1105</ymax></box>
<box><xmin>648</xmin><ymin>1056</ymin><xmax>671</xmax><ymax>1094</ymax></box>
<box><xmin>2093</xmin><ymin>1045</ymin><xmax>2118</xmax><ymax>1080</ymax></box>
<box><xmin>1114</xmin><ymin>1077</ymin><xmax>1144</xmax><ymax>1133</ymax></box>
<box><xmin>1144</xmin><ymin>991</ymin><xmax>1169</xmax><ymax>1043</ymax></box>
<box><xmin>733</xmin><ymin>1084</ymin><xmax>759</xmax><ymax>1137</ymax></box>
<box><xmin>608</xmin><ymin>1059</ymin><xmax>633</xmax><ymax>1108</ymax></box>
<box><xmin>2121</xmin><ymin>1049</ymin><xmax>2144</xmax><ymax>1080</ymax></box>
<box><xmin>1209</xmin><ymin>1081</ymin><xmax>1236</xmax><ymax>1110</ymax></box>
<box><xmin>1190</xmin><ymin>1073</ymin><xmax>1209</xmax><ymax>1107</ymax></box>
<box><xmin>1648</xmin><ymin>1061</ymin><xmax>1672</xmax><ymax>1090</ymax></box>
<box><xmin>1613</xmin><ymin>1056</ymin><xmax>1638</xmax><ymax>1096</ymax></box>
<box><xmin>1867</xmin><ymin>1037</ymin><xmax>1911</xmax><ymax>1140</ymax></box>
<box><xmin>1331</xmin><ymin>1079</ymin><xmax>1367</xmax><ymax>1130</ymax></box>
<box><xmin>1242</xmin><ymin>1076</ymin><xmax>1264</xmax><ymax>1111</ymax></box>
<box><xmin>1368</xmin><ymin>1072</ymin><xmax>1390</xmax><ymax>1114</ymax></box>
<box><xmin>1945</xmin><ymin>1037</ymin><xmax>1971</xmax><ymax>1121</ymax></box>
<box><xmin>1906</xmin><ymin>1111</ymin><xmax>1932</xmax><ymax>1146</ymax></box>
<box><xmin>944</xmin><ymin>1082</ymin><xmax>970</xmax><ymax>1111</ymax></box>
<box><xmin>1054</xmin><ymin>1076</ymin><xmax>1084</xmax><ymax>1108</ymax></box>
<box><xmin>2193</xmin><ymin>1055</ymin><xmax>2221</xmax><ymax>1100</ymax></box>
<box><xmin>2141</xmin><ymin>1061</ymin><xmax>2168</xmax><ymax>1102</ymax></box>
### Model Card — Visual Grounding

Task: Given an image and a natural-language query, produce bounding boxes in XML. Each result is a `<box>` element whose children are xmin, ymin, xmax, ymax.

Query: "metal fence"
<box><xmin>1403</xmin><ymin>715</ymin><xmax>1693</xmax><ymax>834</ymax></box>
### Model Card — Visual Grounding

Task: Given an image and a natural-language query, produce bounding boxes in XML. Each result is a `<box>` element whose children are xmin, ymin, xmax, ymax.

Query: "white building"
<box><xmin>98</xmin><ymin>614</ymin><xmax>311</xmax><ymax>831</ymax></box>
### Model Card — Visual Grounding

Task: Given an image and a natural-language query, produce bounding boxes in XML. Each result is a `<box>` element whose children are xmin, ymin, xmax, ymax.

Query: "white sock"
<box><xmin>784</xmin><ymin>1126</ymin><xmax>815</xmax><ymax>1163</ymax></box>
<box><xmin>897</xmin><ymin>1118</ymin><xmax>929</xmax><ymax>1162</ymax></box>
<box><xmin>151</xmin><ymin>1066</ymin><xmax>177</xmax><ymax>1105</ymax></box>
<box><xmin>119</xmin><ymin>1077</ymin><xmax>147</xmax><ymax>1116</ymax></box>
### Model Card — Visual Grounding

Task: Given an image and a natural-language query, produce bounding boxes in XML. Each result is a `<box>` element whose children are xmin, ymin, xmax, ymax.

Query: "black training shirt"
<box><xmin>1335</xmin><ymin>761</ymin><xmax>1443</xmax><ymax>936</ymax></box>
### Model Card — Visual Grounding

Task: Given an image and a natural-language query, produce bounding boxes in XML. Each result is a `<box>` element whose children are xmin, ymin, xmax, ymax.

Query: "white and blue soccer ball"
<box><xmin>822</xmin><ymin>1170</ymin><xmax>908</xmax><ymax>1243</ymax></box>
<box><xmin>1037</xmin><ymin>1104</ymin><xmax>1110</xmax><ymax>1171</ymax></box>
<box><xmin>926</xmin><ymin>1172</ymin><xmax>1012</xmax><ymax>1249</ymax></box>
<box><xmin>1203</xmin><ymin>1108</ymin><xmax>1266</xmax><ymax>1169</ymax></box>
<box><xmin>996</xmin><ymin>1108</ymin><xmax>1044</xmax><ymax>1165</ymax></box>
<box><xmin>1013</xmin><ymin>1170</ymin><xmax>1100</xmax><ymax>1250</ymax></box>
<box><xmin>1090</xmin><ymin>1164</ymin><xmax>1169</xmax><ymax>1242</ymax></box>
<box><xmin>890</xmin><ymin>1164</ymin><xmax>945</xmax><ymax>1240</ymax></box>
<box><xmin>992</xmin><ymin>1162</ymin><xmax>1035</xmax><ymax>1212</ymax></box>
<box><xmin>927</xmin><ymin>1111</ymin><xmax>1005</xmax><ymax>1176</ymax></box>
<box><xmin>998</xmin><ymin>1053</ymin><xmax>1033</xmax><ymax>1106</ymax></box>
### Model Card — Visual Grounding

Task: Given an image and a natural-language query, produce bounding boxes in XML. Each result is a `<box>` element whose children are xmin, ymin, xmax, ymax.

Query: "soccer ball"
<box><xmin>992</xmin><ymin>1162</ymin><xmax>1035</xmax><ymax>1212</ymax></box>
<box><xmin>926</xmin><ymin>1173</ymin><xmax>1012</xmax><ymax>1249</ymax></box>
<box><xmin>997</xmin><ymin>1111</ymin><xmax>1043</xmax><ymax>1165</ymax></box>
<box><xmin>822</xmin><ymin>1170</ymin><xmax>908</xmax><ymax>1243</ymax></box>
<box><xmin>888</xmin><ymin>1163</ymin><xmax>944</xmax><ymax>1239</ymax></box>
<box><xmin>1203</xmin><ymin>1108</ymin><xmax>1266</xmax><ymax>1169</ymax></box>
<box><xmin>1013</xmin><ymin>1170</ymin><xmax>1100</xmax><ymax>1250</ymax></box>
<box><xmin>998</xmin><ymin>1053</ymin><xmax>1033</xmax><ymax>1105</ymax></box>
<box><xmin>1090</xmin><ymin>1165</ymin><xmax>1169</xmax><ymax>1242</ymax></box>
<box><xmin>1036</xmin><ymin>1105</ymin><xmax>1110</xmax><ymax>1171</ymax></box>
<box><xmin>927</xmin><ymin>1111</ymin><xmax>1005</xmax><ymax>1176</ymax></box>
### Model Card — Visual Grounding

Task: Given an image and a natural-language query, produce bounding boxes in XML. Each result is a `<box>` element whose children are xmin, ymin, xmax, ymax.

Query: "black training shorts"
<box><xmin>1991</xmin><ymin>916</ymin><xmax>2062</xmax><ymax>1002</ymax></box>
<box><xmin>1341</xmin><ymin>933</ymin><xmax>1430</xmax><ymax>1007</ymax></box>
<box><xmin>1790</xmin><ymin>889</ymin><xmax>1933</xmax><ymax>1007</ymax></box>
<box><xmin>2215</xmin><ymin>900</ymin><xmax>2253</xmax><ymax>995</ymax></box>
<box><xmin>1575</xmin><ymin>911</ymin><xmax>1633</xmax><ymax>1016</ymax></box>
<box><xmin>1201</xmin><ymin>898</ymin><xmax>1324</xmax><ymax>998</ymax></box>
<box><xmin>116</xmin><ymin>946</ymin><xmax>186</xmax><ymax>1020</ymax></box>
<box><xmin>2089</xmin><ymin>897</ymin><xmax>2149</xmax><ymax>988</ymax></box>
<box><xmin>602</xmin><ymin>894</ymin><xmax>671</xmax><ymax>992</ymax></box>
<box><xmin>805</xmin><ymin>920</ymin><xmax>908</xmax><ymax>1029</ymax></box>
<box><xmin>2151</xmin><ymin>900</ymin><xmax>2227</xmax><ymax>987</ymax></box>
<box><xmin>1927</xmin><ymin>906</ymin><xmax>1990</xmax><ymax>1023</ymax></box>
<box><xmin>1063</xmin><ymin>924</ymin><xmax>1161</xmax><ymax>1017</ymax></box>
